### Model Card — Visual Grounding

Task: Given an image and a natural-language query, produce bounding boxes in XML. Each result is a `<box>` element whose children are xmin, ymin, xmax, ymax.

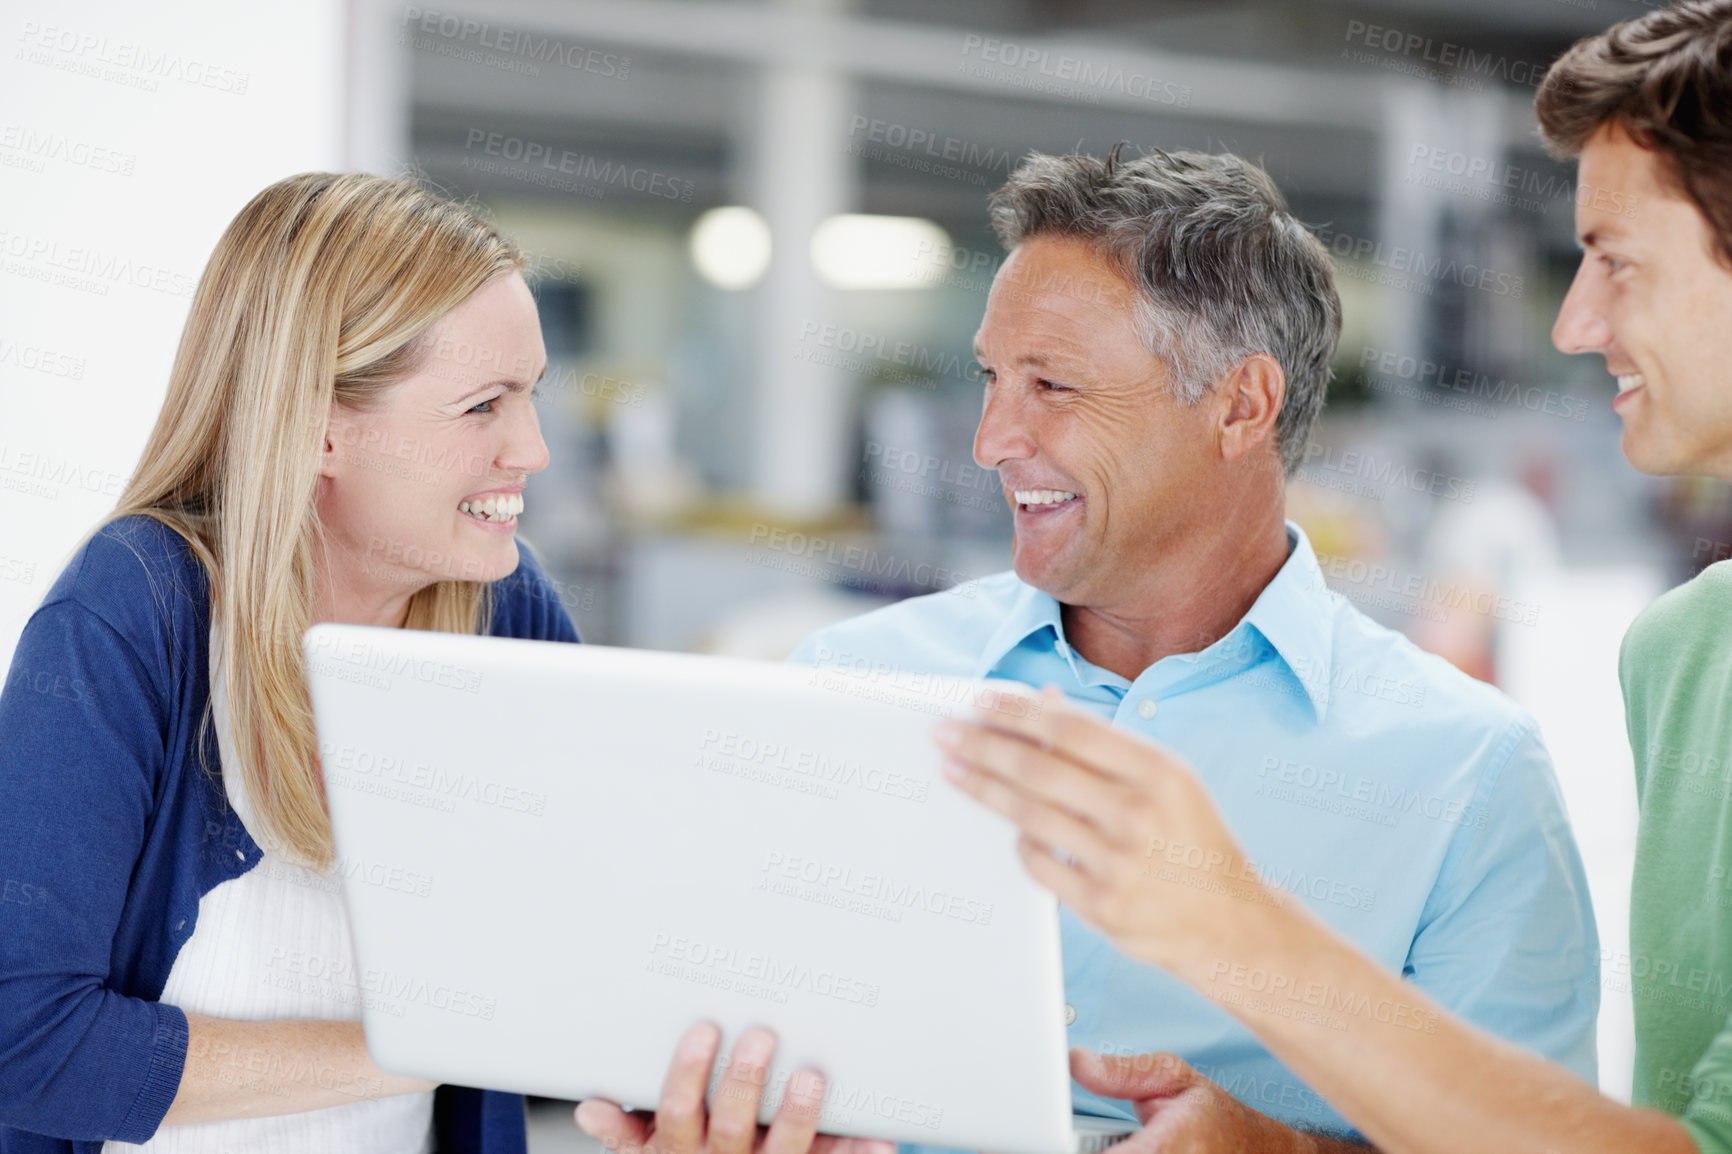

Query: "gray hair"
<box><xmin>988</xmin><ymin>147</ymin><xmax>1341</xmax><ymax>476</ymax></box>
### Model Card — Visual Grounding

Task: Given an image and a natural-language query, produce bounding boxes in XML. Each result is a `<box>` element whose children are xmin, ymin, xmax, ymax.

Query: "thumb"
<box><xmin>1070</xmin><ymin>1049</ymin><xmax>1197</xmax><ymax>1104</ymax></box>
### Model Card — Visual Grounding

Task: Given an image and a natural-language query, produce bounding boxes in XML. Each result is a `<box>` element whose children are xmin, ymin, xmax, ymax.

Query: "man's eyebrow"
<box><xmin>970</xmin><ymin>346</ymin><xmax>1067</xmax><ymax>371</ymax></box>
<box><xmin>1579</xmin><ymin>224</ymin><xmax>1628</xmax><ymax>250</ymax></box>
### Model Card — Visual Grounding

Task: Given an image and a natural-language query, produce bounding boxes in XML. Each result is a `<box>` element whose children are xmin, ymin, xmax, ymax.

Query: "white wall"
<box><xmin>0</xmin><ymin>0</ymin><xmax>346</xmax><ymax>666</ymax></box>
<box><xmin>1501</xmin><ymin>567</ymin><xmax>1659</xmax><ymax>1101</ymax></box>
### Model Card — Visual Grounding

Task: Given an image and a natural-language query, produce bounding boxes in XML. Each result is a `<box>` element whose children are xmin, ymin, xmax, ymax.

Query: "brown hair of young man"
<box><xmin>1538</xmin><ymin>0</ymin><xmax>1732</xmax><ymax>265</ymax></box>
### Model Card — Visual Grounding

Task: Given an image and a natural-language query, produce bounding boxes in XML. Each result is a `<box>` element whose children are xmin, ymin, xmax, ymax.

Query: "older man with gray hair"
<box><xmin>787</xmin><ymin>147</ymin><xmax>1600</xmax><ymax>1151</ymax></box>
<box><xmin>570</xmin><ymin>148</ymin><xmax>1601</xmax><ymax>1154</ymax></box>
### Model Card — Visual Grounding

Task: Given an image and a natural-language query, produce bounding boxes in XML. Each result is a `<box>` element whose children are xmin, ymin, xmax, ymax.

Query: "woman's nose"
<box><xmin>502</xmin><ymin>402</ymin><xmax>551</xmax><ymax>477</ymax></box>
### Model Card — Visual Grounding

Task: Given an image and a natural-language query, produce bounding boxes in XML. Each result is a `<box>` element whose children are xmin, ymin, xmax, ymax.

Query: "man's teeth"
<box><xmin>458</xmin><ymin>493</ymin><xmax>524</xmax><ymax>522</ymax></box>
<box><xmin>1013</xmin><ymin>489</ymin><xmax>1079</xmax><ymax>506</ymax></box>
<box><xmin>1617</xmin><ymin>373</ymin><xmax>1646</xmax><ymax>394</ymax></box>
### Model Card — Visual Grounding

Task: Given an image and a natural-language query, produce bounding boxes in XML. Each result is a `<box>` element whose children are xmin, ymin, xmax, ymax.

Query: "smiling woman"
<box><xmin>0</xmin><ymin>173</ymin><xmax>578</xmax><ymax>1154</ymax></box>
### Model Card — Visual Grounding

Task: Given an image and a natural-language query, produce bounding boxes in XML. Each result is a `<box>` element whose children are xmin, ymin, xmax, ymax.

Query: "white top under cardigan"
<box><xmin>102</xmin><ymin>626</ymin><xmax>435</xmax><ymax>1154</ymax></box>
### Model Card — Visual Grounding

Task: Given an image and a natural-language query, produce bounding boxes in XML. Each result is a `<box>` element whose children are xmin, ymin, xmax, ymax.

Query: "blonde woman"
<box><xmin>0</xmin><ymin>172</ymin><xmax>569</xmax><ymax>1154</ymax></box>
<box><xmin>0</xmin><ymin>171</ymin><xmax>894</xmax><ymax>1154</ymax></box>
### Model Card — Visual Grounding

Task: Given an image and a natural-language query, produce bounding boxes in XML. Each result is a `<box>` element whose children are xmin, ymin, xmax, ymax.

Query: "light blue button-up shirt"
<box><xmin>790</xmin><ymin>522</ymin><xmax>1598</xmax><ymax>1143</ymax></box>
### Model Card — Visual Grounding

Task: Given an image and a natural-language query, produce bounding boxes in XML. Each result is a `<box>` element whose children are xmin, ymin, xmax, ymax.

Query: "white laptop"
<box><xmin>303</xmin><ymin>625</ymin><xmax>1139</xmax><ymax>1154</ymax></box>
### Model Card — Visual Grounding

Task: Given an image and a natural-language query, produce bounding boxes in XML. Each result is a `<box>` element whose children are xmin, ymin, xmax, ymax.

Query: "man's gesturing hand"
<box><xmin>575</xmin><ymin>1022</ymin><xmax>895</xmax><ymax>1154</ymax></box>
<box><xmin>936</xmin><ymin>686</ymin><xmax>1289</xmax><ymax>976</ymax></box>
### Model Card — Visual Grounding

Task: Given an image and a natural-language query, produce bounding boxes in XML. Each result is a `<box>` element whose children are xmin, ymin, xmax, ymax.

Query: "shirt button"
<box><xmin>1136</xmin><ymin>699</ymin><xmax>1159</xmax><ymax>720</ymax></box>
<box><xmin>1064</xmin><ymin>1004</ymin><xmax>1077</xmax><ymax>1025</ymax></box>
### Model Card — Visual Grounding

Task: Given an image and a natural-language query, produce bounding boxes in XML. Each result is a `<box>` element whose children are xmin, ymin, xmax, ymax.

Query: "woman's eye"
<box><xmin>468</xmin><ymin>398</ymin><xmax>495</xmax><ymax>414</ymax></box>
<box><xmin>972</xmin><ymin>365</ymin><xmax>994</xmax><ymax>384</ymax></box>
<box><xmin>1601</xmin><ymin>255</ymin><xmax>1627</xmax><ymax>274</ymax></box>
<box><xmin>1038</xmin><ymin>379</ymin><xmax>1069</xmax><ymax>392</ymax></box>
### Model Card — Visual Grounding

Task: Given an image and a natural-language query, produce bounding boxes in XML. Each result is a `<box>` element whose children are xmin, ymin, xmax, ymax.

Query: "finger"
<box><xmin>1015</xmin><ymin>832</ymin><xmax>1104</xmax><ymax>910</ymax></box>
<box><xmin>812</xmin><ymin>1138</ymin><xmax>897</xmax><ymax>1154</ymax></box>
<box><xmin>761</xmin><ymin>1069</ymin><xmax>825</xmax><ymax>1154</ymax></box>
<box><xmin>939</xmin><ymin>722</ymin><xmax>1131</xmax><ymax>841</ymax></box>
<box><xmin>945</xmin><ymin>754</ymin><xmax>1119</xmax><ymax>877</ymax></box>
<box><xmin>709</xmin><ymin>1027</ymin><xmax>776</xmax><ymax>1154</ymax></box>
<box><xmin>973</xmin><ymin>686</ymin><xmax>1189</xmax><ymax>789</ymax></box>
<box><xmin>576</xmin><ymin>1100</ymin><xmax>651</xmax><ymax>1154</ymax></box>
<box><xmin>654</xmin><ymin>1021</ymin><xmax>721</xmax><ymax>1154</ymax></box>
<box><xmin>1069</xmin><ymin>1048</ymin><xmax>1197</xmax><ymax>1106</ymax></box>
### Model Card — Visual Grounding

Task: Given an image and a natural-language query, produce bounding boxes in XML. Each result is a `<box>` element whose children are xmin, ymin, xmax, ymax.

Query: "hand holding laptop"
<box><xmin>575</xmin><ymin>1022</ymin><xmax>894</xmax><ymax>1154</ymax></box>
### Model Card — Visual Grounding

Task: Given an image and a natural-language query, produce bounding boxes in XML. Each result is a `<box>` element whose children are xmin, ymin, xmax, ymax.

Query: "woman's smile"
<box><xmin>457</xmin><ymin>490</ymin><xmax>524</xmax><ymax>528</ymax></box>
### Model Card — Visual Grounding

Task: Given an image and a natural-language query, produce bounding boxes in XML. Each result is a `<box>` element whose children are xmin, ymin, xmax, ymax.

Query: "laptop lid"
<box><xmin>304</xmin><ymin>625</ymin><xmax>1083</xmax><ymax>1154</ymax></box>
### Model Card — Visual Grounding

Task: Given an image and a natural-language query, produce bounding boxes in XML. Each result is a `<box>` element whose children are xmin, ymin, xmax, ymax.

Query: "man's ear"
<box><xmin>1217</xmin><ymin>354</ymin><xmax>1284</xmax><ymax>465</ymax></box>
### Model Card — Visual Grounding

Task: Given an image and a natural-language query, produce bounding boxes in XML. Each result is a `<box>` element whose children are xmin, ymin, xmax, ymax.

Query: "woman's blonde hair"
<box><xmin>106</xmin><ymin>172</ymin><xmax>526</xmax><ymax>870</ymax></box>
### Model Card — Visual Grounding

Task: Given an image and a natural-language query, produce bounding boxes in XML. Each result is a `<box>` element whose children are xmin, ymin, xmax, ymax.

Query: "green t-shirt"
<box><xmin>1621</xmin><ymin>560</ymin><xmax>1732</xmax><ymax>1152</ymax></box>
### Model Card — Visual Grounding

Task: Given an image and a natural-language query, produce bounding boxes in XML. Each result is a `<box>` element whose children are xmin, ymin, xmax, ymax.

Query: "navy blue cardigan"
<box><xmin>0</xmin><ymin>515</ymin><xmax>580</xmax><ymax>1152</ymax></box>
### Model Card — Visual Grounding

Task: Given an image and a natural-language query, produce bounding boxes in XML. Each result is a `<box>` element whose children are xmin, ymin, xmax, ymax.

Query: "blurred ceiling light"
<box><xmin>810</xmin><ymin>214</ymin><xmax>951</xmax><ymax>290</ymax></box>
<box><xmin>689</xmin><ymin>206</ymin><xmax>772</xmax><ymax>290</ymax></box>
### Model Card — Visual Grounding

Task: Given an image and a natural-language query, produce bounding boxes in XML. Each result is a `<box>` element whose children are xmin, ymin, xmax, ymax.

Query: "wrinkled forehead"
<box><xmin>976</xmin><ymin>237</ymin><xmax>1142</xmax><ymax>348</ymax></box>
<box><xmin>989</xmin><ymin>235</ymin><xmax>1135</xmax><ymax>304</ymax></box>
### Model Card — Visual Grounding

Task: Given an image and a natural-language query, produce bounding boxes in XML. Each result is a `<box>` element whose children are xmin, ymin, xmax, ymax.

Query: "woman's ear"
<box><xmin>1217</xmin><ymin>353</ymin><xmax>1285</xmax><ymax>465</ymax></box>
<box><xmin>317</xmin><ymin>401</ymin><xmax>345</xmax><ymax>481</ymax></box>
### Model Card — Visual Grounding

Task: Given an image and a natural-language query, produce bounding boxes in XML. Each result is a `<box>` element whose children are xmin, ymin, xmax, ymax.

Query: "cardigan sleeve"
<box><xmin>431</xmin><ymin>1084</ymin><xmax>530</xmax><ymax>1154</ymax></box>
<box><xmin>0</xmin><ymin>598</ymin><xmax>190</xmax><ymax>1143</ymax></box>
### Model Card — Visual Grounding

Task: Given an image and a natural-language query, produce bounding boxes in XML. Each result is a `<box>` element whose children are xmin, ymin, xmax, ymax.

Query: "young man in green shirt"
<box><xmin>929</xmin><ymin>1</ymin><xmax>1732</xmax><ymax>1152</ymax></box>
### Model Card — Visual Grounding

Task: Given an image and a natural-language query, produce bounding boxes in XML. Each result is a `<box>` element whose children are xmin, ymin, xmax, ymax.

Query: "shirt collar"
<box><xmin>974</xmin><ymin>580</ymin><xmax>1072</xmax><ymax>681</ymax></box>
<box><xmin>1239</xmin><ymin>521</ymin><xmax>1337</xmax><ymax>722</ymax></box>
<box><xmin>974</xmin><ymin>520</ymin><xmax>1337</xmax><ymax>721</ymax></box>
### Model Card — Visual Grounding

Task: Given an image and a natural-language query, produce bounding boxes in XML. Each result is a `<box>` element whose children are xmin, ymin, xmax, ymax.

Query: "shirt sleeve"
<box><xmin>1403</xmin><ymin>716</ymin><xmax>1601</xmax><ymax>1083</ymax></box>
<box><xmin>787</xmin><ymin>630</ymin><xmax>822</xmax><ymax>665</ymax></box>
<box><xmin>1681</xmin><ymin>1011</ymin><xmax>1732</xmax><ymax>1152</ymax></box>
<box><xmin>0</xmin><ymin>598</ymin><xmax>190</xmax><ymax>1142</ymax></box>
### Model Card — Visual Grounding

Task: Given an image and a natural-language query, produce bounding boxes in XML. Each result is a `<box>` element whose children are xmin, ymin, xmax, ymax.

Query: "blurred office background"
<box><xmin>3</xmin><ymin>0</ymin><xmax>1712</xmax><ymax>1138</ymax></box>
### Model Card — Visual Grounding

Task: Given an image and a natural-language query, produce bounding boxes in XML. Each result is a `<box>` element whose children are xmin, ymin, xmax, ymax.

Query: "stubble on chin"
<box><xmin>1013</xmin><ymin>544</ymin><xmax>1082</xmax><ymax>603</ymax></box>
